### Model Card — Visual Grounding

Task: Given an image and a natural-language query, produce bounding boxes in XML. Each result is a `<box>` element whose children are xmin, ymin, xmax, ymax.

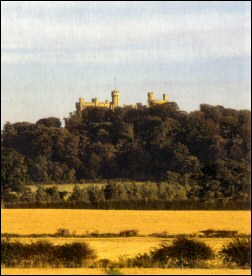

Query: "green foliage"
<box><xmin>35</xmin><ymin>186</ymin><xmax>66</xmax><ymax>204</ymax></box>
<box><xmin>36</xmin><ymin>117</ymin><xmax>61</xmax><ymax>128</ymax></box>
<box><xmin>1</xmin><ymin>147</ymin><xmax>28</xmax><ymax>197</ymax></box>
<box><xmin>1</xmin><ymin>103</ymin><xmax>251</xmax><ymax>205</ymax></box>
<box><xmin>219</xmin><ymin>237</ymin><xmax>251</xmax><ymax>267</ymax></box>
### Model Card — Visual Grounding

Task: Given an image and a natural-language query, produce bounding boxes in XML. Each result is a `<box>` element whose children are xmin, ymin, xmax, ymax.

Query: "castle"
<box><xmin>76</xmin><ymin>90</ymin><xmax>168</xmax><ymax>113</ymax></box>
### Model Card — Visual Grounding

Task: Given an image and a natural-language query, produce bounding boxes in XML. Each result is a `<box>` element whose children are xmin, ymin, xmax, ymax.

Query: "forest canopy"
<box><xmin>1</xmin><ymin>102</ymin><xmax>251</xmax><ymax>206</ymax></box>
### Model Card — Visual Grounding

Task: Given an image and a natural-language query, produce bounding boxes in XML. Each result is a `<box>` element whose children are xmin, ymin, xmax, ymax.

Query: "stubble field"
<box><xmin>2</xmin><ymin>209</ymin><xmax>251</xmax><ymax>275</ymax></box>
<box><xmin>2</xmin><ymin>209</ymin><xmax>251</xmax><ymax>235</ymax></box>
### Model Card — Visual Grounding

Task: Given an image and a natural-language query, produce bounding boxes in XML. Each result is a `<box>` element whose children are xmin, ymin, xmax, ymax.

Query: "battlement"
<box><xmin>147</xmin><ymin>92</ymin><xmax>168</xmax><ymax>107</ymax></box>
<box><xmin>76</xmin><ymin>89</ymin><xmax>169</xmax><ymax>113</ymax></box>
<box><xmin>111</xmin><ymin>90</ymin><xmax>120</xmax><ymax>96</ymax></box>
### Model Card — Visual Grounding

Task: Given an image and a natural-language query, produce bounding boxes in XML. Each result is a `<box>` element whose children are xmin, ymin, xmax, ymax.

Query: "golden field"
<box><xmin>2</xmin><ymin>209</ymin><xmax>251</xmax><ymax>236</ymax></box>
<box><xmin>2</xmin><ymin>210</ymin><xmax>251</xmax><ymax>275</ymax></box>
<box><xmin>2</xmin><ymin>268</ymin><xmax>251</xmax><ymax>275</ymax></box>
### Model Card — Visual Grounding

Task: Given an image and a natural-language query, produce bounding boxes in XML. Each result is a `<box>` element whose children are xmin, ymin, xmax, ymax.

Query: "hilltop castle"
<box><xmin>76</xmin><ymin>90</ymin><xmax>168</xmax><ymax>113</ymax></box>
<box><xmin>147</xmin><ymin>92</ymin><xmax>168</xmax><ymax>107</ymax></box>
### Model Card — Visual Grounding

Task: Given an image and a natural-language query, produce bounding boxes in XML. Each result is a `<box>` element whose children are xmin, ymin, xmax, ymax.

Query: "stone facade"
<box><xmin>147</xmin><ymin>92</ymin><xmax>168</xmax><ymax>107</ymax></box>
<box><xmin>76</xmin><ymin>90</ymin><xmax>168</xmax><ymax>113</ymax></box>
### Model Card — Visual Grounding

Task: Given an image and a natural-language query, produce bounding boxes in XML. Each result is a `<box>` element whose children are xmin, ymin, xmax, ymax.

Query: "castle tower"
<box><xmin>163</xmin><ymin>94</ymin><xmax>168</xmax><ymax>102</ymax></box>
<box><xmin>111</xmin><ymin>90</ymin><xmax>120</xmax><ymax>108</ymax></box>
<box><xmin>148</xmin><ymin>92</ymin><xmax>155</xmax><ymax>102</ymax></box>
<box><xmin>147</xmin><ymin>92</ymin><xmax>155</xmax><ymax>107</ymax></box>
<box><xmin>92</xmin><ymin>97</ymin><xmax>99</xmax><ymax>106</ymax></box>
<box><xmin>76</xmin><ymin>98</ymin><xmax>85</xmax><ymax>112</ymax></box>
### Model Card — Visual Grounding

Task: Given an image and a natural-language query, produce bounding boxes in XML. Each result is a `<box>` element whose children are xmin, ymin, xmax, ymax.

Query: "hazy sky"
<box><xmin>1</xmin><ymin>1</ymin><xmax>251</xmax><ymax>128</ymax></box>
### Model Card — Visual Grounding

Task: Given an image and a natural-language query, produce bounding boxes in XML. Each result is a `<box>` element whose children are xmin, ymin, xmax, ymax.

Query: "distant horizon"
<box><xmin>2</xmin><ymin>1</ymin><xmax>251</xmax><ymax>129</ymax></box>
<box><xmin>1</xmin><ymin>94</ymin><xmax>251</xmax><ymax>129</ymax></box>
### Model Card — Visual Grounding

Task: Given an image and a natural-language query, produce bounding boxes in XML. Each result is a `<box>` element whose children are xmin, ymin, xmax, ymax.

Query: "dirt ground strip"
<box><xmin>2</xmin><ymin>268</ymin><xmax>251</xmax><ymax>275</ymax></box>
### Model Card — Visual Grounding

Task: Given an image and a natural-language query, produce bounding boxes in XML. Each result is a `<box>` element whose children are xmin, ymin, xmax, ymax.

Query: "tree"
<box><xmin>29</xmin><ymin>163</ymin><xmax>48</xmax><ymax>182</ymax></box>
<box><xmin>104</xmin><ymin>182</ymin><xmax>116</xmax><ymax>200</ymax></box>
<box><xmin>35</xmin><ymin>186</ymin><xmax>49</xmax><ymax>203</ymax></box>
<box><xmin>219</xmin><ymin>237</ymin><xmax>251</xmax><ymax>268</ymax></box>
<box><xmin>1</xmin><ymin>147</ymin><xmax>27</xmax><ymax>196</ymax></box>
<box><xmin>36</xmin><ymin>117</ymin><xmax>61</xmax><ymax>128</ymax></box>
<box><xmin>68</xmin><ymin>185</ymin><xmax>90</xmax><ymax>204</ymax></box>
<box><xmin>64</xmin><ymin>168</ymin><xmax>76</xmax><ymax>183</ymax></box>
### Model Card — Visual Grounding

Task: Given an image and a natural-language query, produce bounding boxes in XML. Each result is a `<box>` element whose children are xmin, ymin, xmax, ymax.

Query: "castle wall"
<box><xmin>76</xmin><ymin>90</ymin><xmax>168</xmax><ymax>113</ymax></box>
<box><xmin>147</xmin><ymin>92</ymin><xmax>168</xmax><ymax>107</ymax></box>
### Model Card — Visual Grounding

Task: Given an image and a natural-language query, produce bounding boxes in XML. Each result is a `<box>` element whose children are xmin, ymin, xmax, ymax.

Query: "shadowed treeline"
<box><xmin>1</xmin><ymin>103</ymin><xmax>250</xmax><ymax>208</ymax></box>
<box><xmin>2</xmin><ymin>237</ymin><xmax>250</xmax><ymax>269</ymax></box>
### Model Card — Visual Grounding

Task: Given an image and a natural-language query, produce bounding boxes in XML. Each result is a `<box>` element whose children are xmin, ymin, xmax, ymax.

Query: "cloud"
<box><xmin>2</xmin><ymin>23</ymin><xmax>250</xmax><ymax>65</ymax></box>
<box><xmin>2</xmin><ymin>1</ymin><xmax>250</xmax><ymax>49</ymax></box>
<box><xmin>1</xmin><ymin>2</ymin><xmax>250</xmax><ymax>66</ymax></box>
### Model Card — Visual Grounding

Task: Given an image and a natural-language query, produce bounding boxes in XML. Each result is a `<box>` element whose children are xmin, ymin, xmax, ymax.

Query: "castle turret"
<box><xmin>147</xmin><ymin>92</ymin><xmax>168</xmax><ymax>107</ymax></box>
<box><xmin>111</xmin><ymin>90</ymin><xmax>120</xmax><ymax>108</ymax></box>
<box><xmin>163</xmin><ymin>94</ymin><xmax>168</xmax><ymax>102</ymax></box>
<box><xmin>76</xmin><ymin>98</ymin><xmax>85</xmax><ymax>112</ymax></box>
<box><xmin>147</xmin><ymin>92</ymin><xmax>155</xmax><ymax>107</ymax></box>
<box><xmin>148</xmin><ymin>92</ymin><xmax>155</xmax><ymax>102</ymax></box>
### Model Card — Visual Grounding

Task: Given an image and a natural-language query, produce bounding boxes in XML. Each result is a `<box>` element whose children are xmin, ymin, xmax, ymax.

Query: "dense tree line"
<box><xmin>1</xmin><ymin>103</ymin><xmax>251</xmax><ymax>206</ymax></box>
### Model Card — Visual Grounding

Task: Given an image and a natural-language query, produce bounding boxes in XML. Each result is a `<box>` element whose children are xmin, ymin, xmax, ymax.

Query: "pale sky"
<box><xmin>1</xmin><ymin>1</ymin><xmax>251</xmax><ymax>128</ymax></box>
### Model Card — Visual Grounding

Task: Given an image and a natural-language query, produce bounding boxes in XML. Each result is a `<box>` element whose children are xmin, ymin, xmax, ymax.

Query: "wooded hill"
<box><xmin>1</xmin><ymin>102</ymin><xmax>251</xmax><ymax>207</ymax></box>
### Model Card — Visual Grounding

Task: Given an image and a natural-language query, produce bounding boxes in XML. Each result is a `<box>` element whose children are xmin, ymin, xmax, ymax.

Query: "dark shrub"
<box><xmin>55</xmin><ymin>242</ymin><xmax>96</xmax><ymax>267</ymax></box>
<box><xmin>1</xmin><ymin>240</ymin><xmax>96</xmax><ymax>268</ymax></box>
<box><xmin>119</xmin><ymin>229</ymin><xmax>139</xmax><ymax>237</ymax></box>
<box><xmin>1</xmin><ymin>240</ymin><xmax>23</xmax><ymax>267</ymax></box>
<box><xmin>98</xmin><ymin>258</ymin><xmax>111</xmax><ymax>268</ymax></box>
<box><xmin>131</xmin><ymin>253</ymin><xmax>153</xmax><ymax>268</ymax></box>
<box><xmin>151</xmin><ymin>236</ymin><xmax>214</xmax><ymax>267</ymax></box>
<box><xmin>219</xmin><ymin>237</ymin><xmax>251</xmax><ymax>267</ymax></box>
<box><xmin>201</xmin><ymin>229</ymin><xmax>238</xmax><ymax>238</ymax></box>
<box><xmin>55</xmin><ymin>228</ymin><xmax>70</xmax><ymax>236</ymax></box>
<box><xmin>27</xmin><ymin>241</ymin><xmax>54</xmax><ymax>267</ymax></box>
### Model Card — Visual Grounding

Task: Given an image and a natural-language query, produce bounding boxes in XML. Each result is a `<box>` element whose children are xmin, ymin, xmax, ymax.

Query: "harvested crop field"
<box><xmin>2</xmin><ymin>210</ymin><xmax>251</xmax><ymax>236</ymax></box>
<box><xmin>2</xmin><ymin>210</ymin><xmax>251</xmax><ymax>275</ymax></box>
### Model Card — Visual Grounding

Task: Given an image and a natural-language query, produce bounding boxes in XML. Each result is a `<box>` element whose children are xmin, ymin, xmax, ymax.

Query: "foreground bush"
<box><xmin>55</xmin><ymin>242</ymin><xmax>96</xmax><ymax>267</ymax></box>
<box><xmin>121</xmin><ymin>236</ymin><xmax>214</xmax><ymax>268</ymax></box>
<box><xmin>151</xmin><ymin>236</ymin><xmax>215</xmax><ymax>267</ymax></box>
<box><xmin>1</xmin><ymin>240</ymin><xmax>96</xmax><ymax>268</ymax></box>
<box><xmin>219</xmin><ymin>237</ymin><xmax>251</xmax><ymax>268</ymax></box>
<box><xmin>1</xmin><ymin>240</ymin><xmax>25</xmax><ymax>267</ymax></box>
